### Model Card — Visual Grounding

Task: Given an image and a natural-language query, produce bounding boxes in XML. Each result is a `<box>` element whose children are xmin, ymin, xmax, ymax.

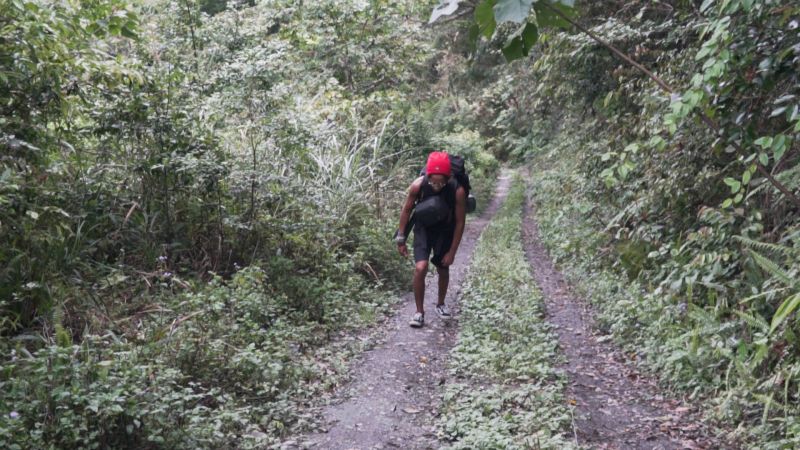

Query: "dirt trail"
<box><xmin>303</xmin><ymin>171</ymin><xmax>513</xmax><ymax>450</ymax></box>
<box><xmin>522</xmin><ymin>196</ymin><xmax>726</xmax><ymax>449</ymax></box>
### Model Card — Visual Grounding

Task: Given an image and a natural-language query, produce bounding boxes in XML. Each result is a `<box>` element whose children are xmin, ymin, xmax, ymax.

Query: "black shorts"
<box><xmin>413</xmin><ymin>222</ymin><xmax>454</xmax><ymax>268</ymax></box>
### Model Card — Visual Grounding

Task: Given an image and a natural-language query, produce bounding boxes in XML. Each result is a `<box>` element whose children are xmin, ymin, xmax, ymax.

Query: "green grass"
<box><xmin>437</xmin><ymin>174</ymin><xmax>577</xmax><ymax>449</ymax></box>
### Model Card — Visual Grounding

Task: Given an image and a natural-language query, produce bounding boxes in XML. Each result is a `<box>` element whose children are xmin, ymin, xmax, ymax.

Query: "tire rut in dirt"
<box><xmin>522</xmin><ymin>195</ymin><xmax>727</xmax><ymax>450</ymax></box>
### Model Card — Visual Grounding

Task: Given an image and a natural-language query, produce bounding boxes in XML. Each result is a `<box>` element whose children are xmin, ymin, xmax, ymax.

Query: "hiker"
<box><xmin>395</xmin><ymin>151</ymin><xmax>467</xmax><ymax>328</ymax></box>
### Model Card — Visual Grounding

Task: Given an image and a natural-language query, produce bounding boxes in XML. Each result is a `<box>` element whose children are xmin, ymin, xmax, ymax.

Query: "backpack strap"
<box><xmin>417</xmin><ymin>176</ymin><xmax>427</xmax><ymax>203</ymax></box>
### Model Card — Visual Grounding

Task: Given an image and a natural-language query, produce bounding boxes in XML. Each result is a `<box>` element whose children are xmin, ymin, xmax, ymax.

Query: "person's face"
<box><xmin>429</xmin><ymin>174</ymin><xmax>448</xmax><ymax>192</ymax></box>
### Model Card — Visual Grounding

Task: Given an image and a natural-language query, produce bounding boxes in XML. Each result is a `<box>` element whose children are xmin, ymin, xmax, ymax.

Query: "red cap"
<box><xmin>426</xmin><ymin>151</ymin><xmax>451</xmax><ymax>177</ymax></box>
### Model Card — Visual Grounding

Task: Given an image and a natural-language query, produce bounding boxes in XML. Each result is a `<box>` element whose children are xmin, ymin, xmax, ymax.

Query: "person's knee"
<box><xmin>437</xmin><ymin>266</ymin><xmax>449</xmax><ymax>277</ymax></box>
<box><xmin>414</xmin><ymin>260</ymin><xmax>428</xmax><ymax>276</ymax></box>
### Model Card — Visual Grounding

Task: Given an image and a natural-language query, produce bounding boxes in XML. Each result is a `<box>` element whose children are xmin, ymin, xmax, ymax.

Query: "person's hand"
<box><xmin>440</xmin><ymin>251</ymin><xmax>455</xmax><ymax>267</ymax></box>
<box><xmin>398</xmin><ymin>243</ymin><xmax>408</xmax><ymax>257</ymax></box>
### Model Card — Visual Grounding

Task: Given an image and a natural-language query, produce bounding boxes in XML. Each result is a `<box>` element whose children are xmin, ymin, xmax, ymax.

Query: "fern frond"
<box><xmin>739</xmin><ymin>287</ymin><xmax>790</xmax><ymax>304</ymax></box>
<box><xmin>685</xmin><ymin>306</ymin><xmax>738</xmax><ymax>336</ymax></box>
<box><xmin>688</xmin><ymin>304</ymin><xmax>716</xmax><ymax>324</ymax></box>
<box><xmin>747</xmin><ymin>164</ymin><xmax>800</xmax><ymax>200</ymax></box>
<box><xmin>52</xmin><ymin>304</ymin><xmax>64</xmax><ymax>329</ymax></box>
<box><xmin>732</xmin><ymin>310</ymin><xmax>769</xmax><ymax>333</ymax></box>
<box><xmin>775</xmin><ymin>163</ymin><xmax>800</xmax><ymax>190</ymax></box>
<box><xmin>748</xmin><ymin>250</ymin><xmax>796</xmax><ymax>287</ymax></box>
<box><xmin>734</xmin><ymin>236</ymin><xmax>800</xmax><ymax>258</ymax></box>
<box><xmin>52</xmin><ymin>304</ymin><xmax>72</xmax><ymax>347</ymax></box>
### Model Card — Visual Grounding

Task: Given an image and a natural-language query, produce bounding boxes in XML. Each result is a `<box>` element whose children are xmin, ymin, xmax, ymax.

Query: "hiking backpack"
<box><xmin>395</xmin><ymin>154</ymin><xmax>477</xmax><ymax>241</ymax></box>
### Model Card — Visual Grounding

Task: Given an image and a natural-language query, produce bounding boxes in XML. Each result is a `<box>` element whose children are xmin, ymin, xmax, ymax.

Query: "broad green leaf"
<box><xmin>121</xmin><ymin>25</ymin><xmax>138</xmax><ymax>39</ymax></box>
<box><xmin>695</xmin><ymin>46</ymin><xmax>711</xmax><ymax>61</ymax></box>
<box><xmin>501</xmin><ymin>37</ymin><xmax>525</xmax><ymax>61</ymax></box>
<box><xmin>618</xmin><ymin>160</ymin><xmax>635</xmax><ymax>179</ymax></box>
<box><xmin>533</xmin><ymin>0</ymin><xmax>575</xmax><ymax>29</ymax></box>
<box><xmin>603</xmin><ymin>91</ymin><xmax>613</xmax><ymax>107</ymax></box>
<box><xmin>666</xmin><ymin>120</ymin><xmax>677</xmax><ymax>134</ymax></box>
<box><xmin>723</xmin><ymin>177</ymin><xmax>741</xmax><ymax>193</ymax></box>
<box><xmin>521</xmin><ymin>22</ymin><xmax>538</xmax><ymax>48</ymax></box>
<box><xmin>772</xmin><ymin>134</ymin><xmax>787</xmax><ymax>162</ymax></box>
<box><xmin>754</xmin><ymin>136</ymin><xmax>773</xmax><ymax>148</ymax></box>
<box><xmin>475</xmin><ymin>0</ymin><xmax>497</xmax><ymax>38</ymax></box>
<box><xmin>770</xmin><ymin>106</ymin><xmax>787</xmax><ymax>117</ymax></box>
<box><xmin>494</xmin><ymin>0</ymin><xmax>534</xmax><ymax>24</ymax></box>
<box><xmin>721</xmin><ymin>198</ymin><xmax>733</xmax><ymax>208</ymax></box>
<box><xmin>624</xmin><ymin>143</ymin><xmax>639</xmax><ymax>153</ymax></box>
<box><xmin>742</xmin><ymin>170</ymin><xmax>751</xmax><ymax>186</ymax></box>
<box><xmin>501</xmin><ymin>22</ymin><xmax>538</xmax><ymax>62</ymax></box>
<box><xmin>759</xmin><ymin>152</ymin><xmax>769</xmax><ymax>165</ymax></box>
<box><xmin>736</xmin><ymin>340</ymin><xmax>748</xmax><ymax>362</ymax></box>
<box><xmin>771</xmin><ymin>293</ymin><xmax>800</xmax><ymax>334</ymax></box>
<box><xmin>467</xmin><ymin>23</ymin><xmax>480</xmax><ymax>52</ymax></box>
<box><xmin>648</xmin><ymin>135</ymin><xmax>666</xmax><ymax>150</ymax></box>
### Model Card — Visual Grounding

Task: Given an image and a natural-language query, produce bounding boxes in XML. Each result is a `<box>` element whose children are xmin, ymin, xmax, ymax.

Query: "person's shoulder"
<box><xmin>409</xmin><ymin>176</ymin><xmax>424</xmax><ymax>193</ymax></box>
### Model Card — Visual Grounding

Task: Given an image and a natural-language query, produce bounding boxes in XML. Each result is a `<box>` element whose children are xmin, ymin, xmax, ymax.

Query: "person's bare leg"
<box><xmin>413</xmin><ymin>260</ymin><xmax>428</xmax><ymax>314</ymax></box>
<box><xmin>437</xmin><ymin>266</ymin><xmax>449</xmax><ymax>306</ymax></box>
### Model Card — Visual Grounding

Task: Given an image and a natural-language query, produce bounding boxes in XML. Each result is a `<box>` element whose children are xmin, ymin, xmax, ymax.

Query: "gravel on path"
<box><xmin>302</xmin><ymin>171</ymin><xmax>513</xmax><ymax>450</ymax></box>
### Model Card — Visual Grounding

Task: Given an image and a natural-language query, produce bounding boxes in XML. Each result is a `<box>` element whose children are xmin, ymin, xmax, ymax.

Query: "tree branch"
<box><xmin>540</xmin><ymin>2</ymin><xmax>673</xmax><ymax>93</ymax></box>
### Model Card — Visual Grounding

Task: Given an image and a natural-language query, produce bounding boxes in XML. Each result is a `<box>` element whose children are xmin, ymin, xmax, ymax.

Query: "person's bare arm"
<box><xmin>441</xmin><ymin>186</ymin><xmax>467</xmax><ymax>266</ymax></box>
<box><xmin>397</xmin><ymin>177</ymin><xmax>423</xmax><ymax>256</ymax></box>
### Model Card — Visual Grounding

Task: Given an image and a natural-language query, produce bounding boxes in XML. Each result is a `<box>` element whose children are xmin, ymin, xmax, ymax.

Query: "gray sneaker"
<box><xmin>435</xmin><ymin>304</ymin><xmax>451</xmax><ymax>318</ymax></box>
<box><xmin>409</xmin><ymin>312</ymin><xmax>424</xmax><ymax>328</ymax></box>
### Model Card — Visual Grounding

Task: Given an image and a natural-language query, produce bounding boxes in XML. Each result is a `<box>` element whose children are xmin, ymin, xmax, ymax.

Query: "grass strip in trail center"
<box><xmin>436</xmin><ymin>174</ymin><xmax>578</xmax><ymax>449</ymax></box>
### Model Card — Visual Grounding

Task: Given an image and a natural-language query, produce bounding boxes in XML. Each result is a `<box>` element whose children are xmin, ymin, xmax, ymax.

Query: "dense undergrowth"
<box><xmin>0</xmin><ymin>0</ymin><xmax>499</xmax><ymax>447</ymax></box>
<box><xmin>450</xmin><ymin>0</ymin><xmax>800</xmax><ymax>446</ymax></box>
<box><xmin>437</xmin><ymin>176</ymin><xmax>575</xmax><ymax>449</ymax></box>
